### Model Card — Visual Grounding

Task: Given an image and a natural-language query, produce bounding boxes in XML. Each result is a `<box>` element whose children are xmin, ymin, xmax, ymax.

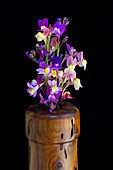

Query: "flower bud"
<box><xmin>63</xmin><ymin>17</ymin><xmax>70</xmax><ymax>25</ymax></box>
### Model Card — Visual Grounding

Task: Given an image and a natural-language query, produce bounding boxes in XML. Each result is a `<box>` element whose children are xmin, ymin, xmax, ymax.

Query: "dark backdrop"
<box><xmin>0</xmin><ymin>1</ymin><xmax>112</xmax><ymax>170</ymax></box>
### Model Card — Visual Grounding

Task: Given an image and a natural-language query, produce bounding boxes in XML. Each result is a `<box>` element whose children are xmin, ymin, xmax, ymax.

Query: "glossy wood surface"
<box><xmin>25</xmin><ymin>102</ymin><xmax>80</xmax><ymax>170</ymax></box>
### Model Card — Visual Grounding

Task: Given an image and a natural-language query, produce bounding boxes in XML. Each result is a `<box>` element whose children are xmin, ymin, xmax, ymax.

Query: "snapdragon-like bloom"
<box><xmin>27</xmin><ymin>80</ymin><xmax>43</xmax><ymax>97</ymax></box>
<box><xmin>53</xmin><ymin>21</ymin><xmax>66</xmax><ymax>36</ymax></box>
<box><xmin>49</xmin><ymin>103</ymin><xmax>56</xmax><ymax>112</ymax></box>
<box><xmin>64</xmin><ymin>55</ymin><xmax>77</xmax><ymax>82</ymax></box>
<box><xmin>77</xmin><ymin>52</ymin><xmax>87</xmax><ymax>70</ymax></box>
<box><xmin>39</xmin><ymin>93</ymin><xmax>45</xmax><ymax>104</ymax></box>
<box><xmin>63</xmin><ymin>91</ymin><xmax>74</xmax><ymax>99</ymax></box>
<box><xmin>48</xmin><ymin>80</ymin><xmax>62</xmax><ymax>95</ymax></box>
<box><xmin>52</xmin><ymin>56</ymin><xmax>61</xmax><ymax>68</ymax></box>
<box><xmin>36</xmin><ymin>66</ymin><xmax>51</xmax><ymax>76</ymax></box>
<box><xmin>38</xmin><ymin>18</ymin><xmax>49</xmax><ymax>29</ymax></box>
<box><xmin>26</xmin><ymin>17</ymin><xmax>87</xmax><ymax>112</ymax></box>
<box><xmin>66</xmin><ymin>43</ymin><xmax>77</xmax><ymax>55</ymax></box>
<box><xmin>35</xmin><ymin>32</ymin><xmax>46</xmax><ymax>42</ymax></box>
<box><xmin>48</xmin><ymin>94</ymin><xmax>59</xmax><ymax>102</ymax></box>
<box><xmin>73</xmin><ymin>78</ymin><xmax>83</xmax><ymax>90</ymax></box>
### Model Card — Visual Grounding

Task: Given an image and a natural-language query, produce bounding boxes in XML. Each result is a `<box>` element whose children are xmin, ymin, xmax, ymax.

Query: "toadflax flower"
<box><xmin>39</xmin><ymin>92</ymin><xmax>46</xmax><ymax>104</ymax></box>
<box><xmin>53</xmin><ymin>21</ymin><xmax>66</xmax><ymax>36</ymax></box>
<box><xmin>38</xmin><ymin>18</ymin><xmax>49</xmax><ymax>29</ymax></box>
<box><xmin>73</xmin><ymin>78</ymin><xmax>83</xmax><ymax>90</ymax></box>
<box><xmin>35</xmin><ymin>32</ymin><xmax>46</xmax><ymax>42</ymax></box>
<box><xmin>63</xmin><ymin>91</ymin><xmax>74</xmax><ymax>99</ymax></box>
<box><xmin>49</xmin><ymin>103</ymin><xmax>56</xmax><ymax>112</ymax></box>
<box><xmin>77</xmin><ymin>52</ymin><xmax>87</xmax><ymax>70</ymax></box>
<box><xmin>36</xmin><ymin>66</ymin><xmax>51</xmax><ymax>76</ymax></box>
<box><xmin>64</xmin><ymin>55</ymin><xmax>77</xmax><ymax>82</ymax></box>
<box><xmin>48</xmin><ymin>80</ymin><xmax>62</xmax><ymax>96</ymax></box>
<box><xmin>51</xmin><ymin>56</ymin><xmax>61</xmax><ymax>68</ymax></box>
<box><xmin>25</xmin><ymin>17</ymin><xmax>87</xmax><ymax>112</ymax></box>
<box><xmin>27</xmin><ymin>80</ymin><xmax>44</xmax><ymax>97</ymax></box>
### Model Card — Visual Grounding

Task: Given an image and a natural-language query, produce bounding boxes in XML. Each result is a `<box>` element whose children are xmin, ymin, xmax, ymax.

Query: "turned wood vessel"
<box><xmin>25</xmin><ymin>102</ymin><xmax>80</xmax><ymax>170</ymax></box>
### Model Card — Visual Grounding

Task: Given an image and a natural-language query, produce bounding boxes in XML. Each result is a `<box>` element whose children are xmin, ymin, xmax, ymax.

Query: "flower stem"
<box><xmin>46</xmin><ymin>36</ymin><xmax>50</xmax><ymax>65</ymax></box>
<box><xmin>57</xmin><ymin>36</ymin><xmax>60</xmax><ymax>56</ymax></box>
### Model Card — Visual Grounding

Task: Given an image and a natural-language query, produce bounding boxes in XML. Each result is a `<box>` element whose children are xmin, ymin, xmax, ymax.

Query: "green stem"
<box><xmin>57</xmin><ymin>36</ymin><xmax>60</xmax><ymax>56</ymax></box>
<box><xmin>46</xmin><ymin>36</ymin><xmax>50</xmax><ymax>65</ymax></box>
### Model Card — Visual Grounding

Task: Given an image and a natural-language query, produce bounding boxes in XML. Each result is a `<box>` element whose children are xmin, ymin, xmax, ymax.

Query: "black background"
<box><xmin>0</xmin><ymin>1</ymin><xmax>113</xmax><ymax>170</ymax></box>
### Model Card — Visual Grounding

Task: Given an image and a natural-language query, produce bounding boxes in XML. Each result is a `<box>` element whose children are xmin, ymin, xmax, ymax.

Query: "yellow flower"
<box><xmin>44</xmin><ymin>67</ymin><xmax>50</xmax><ymax>74</ymax></box>
<box><xmin>51</xmin><ymin>69</ymin><xmax>56</xmax><ymax>77</ymax></box>
<box><xmin>35</xmin><ymin>32</ymin><xmax>45</xmax><ymax>42</ymax></box>
<box><xmin>82</xmin><ymin>59</ymin><xmax>87</xmax><ymax>70</ymax></box>
<box><xmin>29</xmin><ymin>88</ymin><xmax>34</xmax><ymax>94</ymax></box>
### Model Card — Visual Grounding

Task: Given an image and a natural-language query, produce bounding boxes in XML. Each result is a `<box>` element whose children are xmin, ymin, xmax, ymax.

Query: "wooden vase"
<box><xmin>25</xmin><ymin>102</ymin><xmax>80</xmax><ymax>170</ymax></box>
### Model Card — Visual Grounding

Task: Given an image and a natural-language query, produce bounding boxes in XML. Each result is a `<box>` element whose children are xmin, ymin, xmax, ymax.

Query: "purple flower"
<box><xmin>66</xmin><ymin>43</ymin><xmax>77</xmax><ymax>55</ymax></box>
<box><xmin>53</xmin><ymin>21</ymin><xmax>66</xmax><ymax>36</ymax></box>
<box><xmin>52</xmin><ymin>56</ymin><xmax>61</xmax><ymax>68</ymax></box>
<box><xmin>49</xmin><ymin>103</ymin><xmax>56</xmax><ymax>112</ymax></box>
<box><xmin>37</xmin><ymin>75</ymin><xmax>42</xmax><ymax>84</ymax></box>
<box><xmin>39</xmin><ymin>61</ymin><xmax>47</xmax><ymax>69</ymax></box>
<box><xmin>39</xmin><ymin>92</ymin><xmax>45</xmax><ymax>104</ymax></box>
<box><xmin>36</xmin><ymin>44</ymin><xmax>49</xmax><ymax>56</ymax></box>
<box><xmin>38</xmin><ymin>18</ymin><xmax>49</xmax><ymax>29</ymax></box>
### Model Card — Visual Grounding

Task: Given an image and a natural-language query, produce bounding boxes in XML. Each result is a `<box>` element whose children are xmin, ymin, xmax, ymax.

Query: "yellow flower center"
<box><xmin>41</xmin><ymin>26</ymin><xmax>46</xmax><ymax>30</ymax></box>
<box><xmin>52</xmin><ymin>86</ymin><xmax>57</xmax><ymax>91</ymax></box>
<box><xmin>50</xmin><ymin>104</ymin><xmax>54</xmax><ymax>108</ymax></box>
<box><xmin>44</xmin><ymin>67</ymin><xmax>49</xmax><ymax>74</ymax></box>
<box><xmin>29</xmin><ymin>88</ymin><xmax>34</xmax><ymax>93</ymax></box>
<box><xmin>52</xmin><ymin>69</ymin><xmax>56</xmax><ymax>77</ymax></box>
<box><xmin>68</xmin><ymin>64</ymin><xmax>75</xmax><ymax>71</ymax></box>
<box><xmin>40</xmin><ymin>100</ymin><xmax>43</xmax><ymax>103</ymax></box>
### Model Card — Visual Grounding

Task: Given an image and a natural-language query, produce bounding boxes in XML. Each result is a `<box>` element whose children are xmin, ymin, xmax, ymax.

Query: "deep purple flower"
<box><xmin>52</xmin><ymin>56</ymin><xmax>61</xmax><ymax>68</ymax></box>
<box><xmin>36</xmin><ymin>47</ymin><xmax>49</xmax><ymax>56</ymax></box>
<box><xmin>37</xmin><ymin>75</ymin><xmax>42</xmax><ymax>84</ymax></box>
<box><xmin>39</xmin><ymin>61</ymin><xmax>47</xmax><ymax>68</ymax></box>
<box><xmin>38</xmin><ymin>18</ymin><xmax>49</xmax><ymax>29</ymax></box>
<box><xmin>53</xmin><ymin>21</ymin><xmax>66</xmax><ymax>36</ymax></box>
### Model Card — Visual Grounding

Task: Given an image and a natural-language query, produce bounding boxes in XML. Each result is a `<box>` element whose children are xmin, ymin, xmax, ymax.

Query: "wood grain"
<box><xmin>25</xmin><ymin>102</ymin><xmax>80</xmax><ymax>170</ymax></box>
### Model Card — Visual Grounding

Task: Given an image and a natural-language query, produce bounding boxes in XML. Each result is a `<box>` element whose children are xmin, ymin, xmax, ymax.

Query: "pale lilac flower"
<box><xmin>27</xmin><ymin>80</ymin><xmax>43</xmax><ymax>97</ymax></box>
<box><xmin>48</xmin><ymin>80</ymin><xmax>62</xmax><ymax>95</ymax></box>
<box><xmin>66</xmin><ymin>43</ymin><xmax>77</xmax><ymax>55</ymax></box>
<box><xmin>36</xmin><ymin>66</ymin><xmax>51</xmax><ymax>76</ymax></box>
<box><xmin>48</xmin><ymin>94</ymin><xmax>59</xmax><ymax>102</ymax></box>
<box><xmin>64</xmin><ymin>55</ymin><xmax>77</xmax><ymax>82</ymax></box>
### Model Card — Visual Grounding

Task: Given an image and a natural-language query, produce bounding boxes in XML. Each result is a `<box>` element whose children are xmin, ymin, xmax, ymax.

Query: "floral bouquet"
<box><xmin>25</xmin><ymin>17</ymin><xmax>87</xmax><ymax>112</ymax></box>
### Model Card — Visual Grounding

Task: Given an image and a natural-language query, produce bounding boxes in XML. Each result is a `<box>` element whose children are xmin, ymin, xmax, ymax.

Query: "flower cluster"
<box><xmin>26</xmin><ymin>17</ymin><xmax>87</xmax><ymax>112</ymax></box>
